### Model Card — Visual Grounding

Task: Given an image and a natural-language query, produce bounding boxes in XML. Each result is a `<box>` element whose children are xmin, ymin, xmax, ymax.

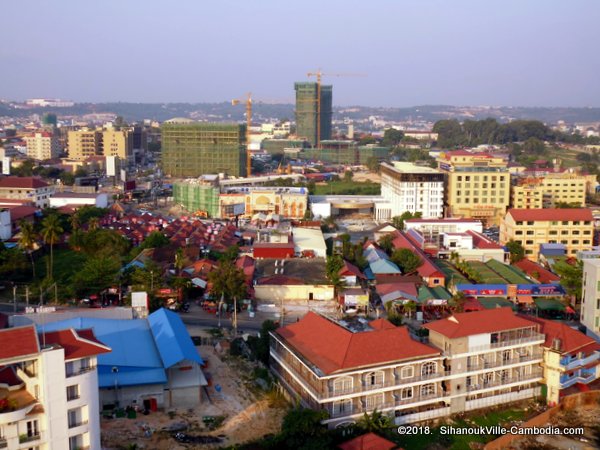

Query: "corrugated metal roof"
<box><xmin>148</xmin><ymin>308</ymin><xmax>203</xmax><ymax>368</ymax></box>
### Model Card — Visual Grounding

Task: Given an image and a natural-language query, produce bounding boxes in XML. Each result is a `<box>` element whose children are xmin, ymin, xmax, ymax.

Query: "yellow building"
<box><xmin>438</xmin><ymin>150</ymin><xmax>510</xmax><ymax>226</ymax></box>
<box><xmin>500</xmin><ymin>208</ymin><xmax>594</xmax><ymax>260</ymax></box>
<box><xmin>102</xmin><ymin>129</ymin><xmax>133</xmax><ymax>161</ymax></box>
<box><xmin>24</xmin><ymin>131</ymin><xmax>61</xmax><ymax>160</ymax></box>
<box><xmin>67</xmin><ymin>129</ymin><xmax>102</xmax><ymax>160</ymax></box>
<box><xmin>526</xmin><ymin>317</ymin><xmax>600</xmax><ymax>405</ymax></box>
<box><xmin>512</xmin><ymin>173</ymin><xmax>587</xmax><ymax>209</ymax></box>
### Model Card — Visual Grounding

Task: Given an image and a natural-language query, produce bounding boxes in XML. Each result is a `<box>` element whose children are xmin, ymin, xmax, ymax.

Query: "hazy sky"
<box><xmin>1</xmin><ymin>0</ymin><xmax>599</xmax><ymax>107</ymax></box>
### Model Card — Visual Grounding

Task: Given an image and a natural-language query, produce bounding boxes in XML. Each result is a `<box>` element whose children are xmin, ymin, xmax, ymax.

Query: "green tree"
<box><xmin>174</xmin><ymin>247</ymin><xmax>185</xmax><ymax>276</ymax></box>
<box><xmin>553</xmin><ymin>260</ymin><xmax>583</xmax><ymax>303</ymax></box>
<box><xmin>391</xmin><ymin>248</ymin><xmax>423</xmax><ymax>274</ymax></box>
<box><xmin>207</xmin><ymin>260</ymin><xmax>248</xmax><ymax>305</ymax></box>
<box><xmin>356</xmin><ymin>409</ymin><xmax>393</xmax><ymax>434</ymax></box>
<box><xmin>382</xmin><ymin>128</ymin><xmax>404</xmax><ymax>147</ymax></box>
<box><xmin>275</xmin><ymin>408</ymin><xmax>332</xmax><ymax>450</ymax></box>
<box><xmin>378</xmin><ymin>234</ymin><xmax>394</xmax><ymax>255</ymax></box>
<box><xmin>326</xmin><ymin>255</ymin><xmax>344</xmax><ymax>280</ymax></box>
<box><xmin>68</xmin><ymin>228</ymin><xmax>85</xmax><ymax>252</ymax></box>
<box><xmin>73</xmin><ymin>256</ymin><xmax>121</xmax><ymax>296</ymax></box>
<box><xmin>18</xmin><ymin>220</ymin><xmax>38</xmax><ymax>278</ymax></box>
<box><xmin>522</xmin><ymin>137</ymin><xmax>546</xmax><ymax>155</ymax></box>
<box><xmin>248</xmin><ymin>320</ymin><xmax>278</xmax><ymax>366</ymax></box>
<box><xmin>366</xmin><ymin>156</ymin><xmax>381</xmax><ymax>173</ymax></box>
<box><xmin>391</xmin><ymin>211</ymin><xmax>422</xmax><ymax>231</ymax></box>
<box><xmin>450</xmin><ymin>291</ymin><xmax>467</xmax><ymax>313</ymax></box>
<box><xmin>41</xmin><ymin>214</ymin><xmax>64</xmax><ymax>280</ymax></box>
<box><xmin>81</xmin><ymin>229</ymin><xmax>130</xmax><ymax>259</ymax></box>
<box><xmin>505</xmin><ymin>239</ymin><xmax>525</xmax><ymax>264</ymax></box>
<box><xmin>140</xmin><ymin>231</ymin><xmax>169</xmax><ymax>249</ymax></box>
<box><xmin>358</xmin><ymin>135</ymin><xmax>377</xmax><ymax>145</ymax></box>
<box><xmin>59</xmin><ymin>171</ymin><xmax>75</xmax><ymax>186</ymax></box>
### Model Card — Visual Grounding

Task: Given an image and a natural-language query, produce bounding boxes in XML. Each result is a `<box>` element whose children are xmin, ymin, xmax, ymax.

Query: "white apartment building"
<box><xmin>24</xmin><ymin>132</ymin><xmax>61</xmax><ymax>161</ymax></box>
<box><xmin>380</xmin><ymin>162</ymin><xmax>444</xmax><ymax>219</ymax></box>
<box><xmin>0</xmin><ymin>177</ymin><xmax>54</xmax><ymax>208</ymax></box>
<box><xmin>0</xmin><ymin>325</ymin><xmax>110</xmax><ymax>450</ymax></box>
<box><xmin>581</xmin><ymin>258</ymin><xmax>600</xmax><ymax>336</ymax></box>
<box><xmin>270</xmin><ymin>308</ymin><xmax>544</xmax><ymax>428</ymax></box>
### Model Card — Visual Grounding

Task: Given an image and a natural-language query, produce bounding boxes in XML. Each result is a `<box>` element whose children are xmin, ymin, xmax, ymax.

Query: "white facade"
<box><xmin>380</xmin><ymin>162</ymin><xmax>444</xmax><ymax>218</ymax></box>
<box><xmin>581</xmin><ymin>259</ymin><xmax>600</xmax><ymax>335</ymax></box>
<box><xmin>405</xmin><ymin>218</ymin><xmax>483</xmax><ymax>235</ymax></box>
<box><xmin>292</xmin><ymin>227</ymin><xmax>327</xmax><ymax>258</ymax></box>
<box><xmin>49</xmin><ymin>193</ymin><xmax>109</xmax><ymax>209</ymax></box>
<box><xmin>0</xmin><ymin>209</ymin><xmax>10</xmax><ymax>240</ymax></box>
<box><xmin>24</xmin><ymin>132</ymin><xmax>61</xmax><ymax>160</ymax></box>
<box><xmin>0</xmin><ymin>328</ymin><xmax>105</xmax><ymax>450</ymax></box>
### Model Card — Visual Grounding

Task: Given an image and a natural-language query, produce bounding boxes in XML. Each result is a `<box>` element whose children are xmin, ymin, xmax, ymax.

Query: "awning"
<box><xmin>191</xmin><ymin>278</ymin><xmax>207</xmax><ymax>288</ymax></box>
<box><xmin>518</xmin><ymin>296</ymin><xmax>534</xmax><ymax>304</ymax></box>
<box><xmin>534</xmin><ymin>298</ymin><xmax>566</xmax><ymax>311</ymax></box>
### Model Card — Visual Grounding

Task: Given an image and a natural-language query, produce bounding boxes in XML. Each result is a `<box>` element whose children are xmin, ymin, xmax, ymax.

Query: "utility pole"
<box><xmin>25</xmin><ymin>286</ymin><xmax>29</xmax><ymax>308</ymax></box>
<box><xmin>13</xmin><ymin>285</ymin><xmax>17</xmax><ymax>313</ymax></box>
<box><xmin>233</xmin><ymin>297</ymin><xmax>238</xmax><ymax>336</ymax></box>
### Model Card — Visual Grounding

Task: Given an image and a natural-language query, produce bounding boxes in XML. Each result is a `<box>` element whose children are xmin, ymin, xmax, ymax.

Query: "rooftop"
<box><xmin>275</xmin><ymin>312</ymin><xmax>440</xmax><ymax>375</ymax></box>
<box><xmin>423</xmin><ymin>307</ymin><xmax>538</xmax><ymax>338</ymax></box>
<box><xmin>524</xmin><ymin>317</ymin><xmax>600</xmax><ymax>354</ymax></box>
<box><xmin>0</xmin><ymin>326</ymin><xmax>40</xmax><ymax>360</ymax></box>
<box><xmin>0</xmin><ymin>176</ymin><xmax>49</xmax><ymax>189</ymax></box>
<box><xmin>41</xmin><ymin>328</ymin><xmax>111</xmax><ymax>360</ymax></box>
<box><xmin>507</xmin><ymin>208</ymin><xmax>593</xmax><ymax>222</ymax></box>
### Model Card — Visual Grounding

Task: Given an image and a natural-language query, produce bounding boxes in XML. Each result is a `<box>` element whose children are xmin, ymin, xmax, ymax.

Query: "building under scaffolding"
<box><xmin>294</xmin><ymin>82</ymin><xmax>332</xmax><ymax>147</ymax></box>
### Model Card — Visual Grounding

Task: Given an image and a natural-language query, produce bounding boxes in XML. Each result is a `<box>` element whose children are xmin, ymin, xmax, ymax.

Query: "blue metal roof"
<box><xmin>369</xmin><ymin>259</ymin><xmax>401</xmax><ymax>274</ymax></box>
<box><xmin>148</xmin><ymin>308</ymin><xmax>204</xmax><ymax>368</ymax></box>
<box><xmin>36</xmin><ymin>312</ymin><xmax>196</xmax><ymax>388</ymax></box>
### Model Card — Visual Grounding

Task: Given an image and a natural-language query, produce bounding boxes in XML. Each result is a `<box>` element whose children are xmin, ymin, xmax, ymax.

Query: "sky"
<box><xmin>1</xmin><ymin>0</ymin><xmax>599</xmax><ymax>107</ymax></box>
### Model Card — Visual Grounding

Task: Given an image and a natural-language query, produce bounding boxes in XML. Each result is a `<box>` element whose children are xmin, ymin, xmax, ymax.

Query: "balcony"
<box><xmin>68</xmin><ymin>419</ymin><xmax>89</xmax><ymax>429</ymax></box>
<box><xmin>0</xmin><ymin>386</ymin><xmax>38</xmax><ymax>423</ymax></box>
<box><xmin>0</xmin><ymin>438</ymin><xmax>7</xmax><ymax>449</ymax></box>
<box><xmin>19</xmin><ymin>433</ymin><xmax>40</xmax><ymax>444</ymax></box>
<box><xmin>66</xmin><ymin>366</ymin><xmax>95</xmax><ymax>378</ymax></box>
<box><xmin>451</xmin><ymin>333</ymin><xmax>545</xmax><ymax>355</ymax></box>
<box><xmin>561</xmin><ymin>353</ymin><xmax>600</xmax><ymax>371</ymax></box>
<box><xmin>466</xmin><ymin>369</ymin><xmax>543</xmax><ymax>392</ymax></box>
<box><xmin>465</xmin><ymin>387</ymin><xmax>539</xmax><ymax>411</ymax></box>
<box><xmin>560</xmin><ymin>370</ymin><xmax>597</xmax><ymax>389</ymax></box>
<box><xmin>395</xmin><ymin>406</ymin><xmax>451</xmax><ymax>425</ymax></box>
<box><xmin>465</xmin><ymin>352</ymin><xmax>543</xmax><ymax>372</ymax></box>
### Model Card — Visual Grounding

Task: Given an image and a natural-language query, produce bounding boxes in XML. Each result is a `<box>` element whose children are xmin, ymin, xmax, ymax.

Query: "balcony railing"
<box><xmin>0</xmin><ymin>438</ymin><xmax>7</xmax><ymax>449</ymax></box>
<box><xmin>68</xmin><ymin>419</ymin><xmax>89</xmax><ymax>429</ymax></box>
<box><xmin>466</xmin><ymin>353</ymin><xmax>543</xmax><ymax>371</ymax></box>
<box><xmin>327</xmin><ymin>391</ymin><xmax>451</xmax><ymax>419</ymax></box>
<box><xmin>562</xmin><ymin>353</ymin><xmax>600</xmax><ymax>371</ymax></box>
<box><xmin>466</xmin><ymin>369</ymin><xmax>542</xmax><ymax>392</ymax></box>
<box><xmin>66</xmin><ymin>366</ymin><xmax>94</xmax><ymax>378</ymax></box>
<box><xmin>19</xmin><ymin>433</ymin><xmax>40</xmax><ymax>444</ymax></box>
<box><xmin>560</xmin><ymin>371</ymin><xmax>596</xmax><ymax>389</ymax></box>
<box><xmin>67</xmin><ymin>393</ymin><xmax>81</xmax><ymax>401</ymax></box>
<box><xmin>450</xmin><ymin>333</ymin><xmax>545</xmax><ymax>355</ymax></box>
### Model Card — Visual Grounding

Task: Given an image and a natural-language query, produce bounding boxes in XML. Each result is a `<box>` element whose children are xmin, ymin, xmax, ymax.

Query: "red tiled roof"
<box><xmin>376</xmin><ymin>282</ymin><xmax>417</xmax><ymax>297</ymax></box>
<box><xmin>0</xmin><ymin>176</ymin><xmax>49</xmax><ymax>189</ymax></box>
<box><xmin>392</xmin><ymin>231</ymin><xmax>443</xmax><ymax>278</ymax></box>
<box><xmin>0</xmin><ymin>326</ymin><xmax>40</xmax><ymax>360</ymax></box>
<box><xmin>466</xmin><ymin>230</ymin><xmax>504</xmax><ymax>250</ymax></box>
<box><xmin>338</xmin><ymin>432</ymin><xmax>398</xmax><ymax>450</ymax></box>
<box><xmin>41</xmin><ymin>329</ymin><xmax>111</xmax><ymax>360</ymax></box>
<box><xmin>507</xmin><ymin>208</ymin><xmax>593</xmax><ymax>222</ymax></box>
<box><xmin>423</xmin><ymin>307</ymin><xmax>537</xmax><ymax>338</ymax></box>
<box><xmin>522</xmin><ymin>317</ymin><xmax>600</xmax><ymax>354</ymax></box>
<box><xmin>340</xmin><ymin>260</ymin><xmax>366</xmax><ymax>279</ymax></box>
<box><xmin>276</xmin><ymin>312</ymin><xmax>440</xmax><ymax>375</ymax></box>
<box><xmin>514</xmin><ymin>259</ymin><xmax>560</xmax><ymax>284</ymax></box>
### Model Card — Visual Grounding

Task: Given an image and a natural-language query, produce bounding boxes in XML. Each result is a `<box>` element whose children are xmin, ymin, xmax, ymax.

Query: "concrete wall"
<box><xmin>254</xmin><ymin>284</ymin><xmax>334</xmax><ymax>302</ymax></box>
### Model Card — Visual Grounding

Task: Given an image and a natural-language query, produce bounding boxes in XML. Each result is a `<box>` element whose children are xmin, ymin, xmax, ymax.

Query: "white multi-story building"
<box><xmin>0</xmin><ymin>325</ymin><xmax>110</xmax><ymax>450</ymax></box>
<box><xmin>24</xmin><ymin>132</ymin><xmax>61</xmax><ymax>161</ymax></box>
<box><xmin>581</xmin><ymin>258</ymin><xmax>600</xmax><ymax>336</ymax></box>
<box><xmin>380</xmin><ymin>162</ymin><xmax>444</xmax><ymax>219</ymax></box>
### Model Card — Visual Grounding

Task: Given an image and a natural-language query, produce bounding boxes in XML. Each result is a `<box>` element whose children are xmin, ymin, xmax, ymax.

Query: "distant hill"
<box><xmin>1</xmin><ymin>101</ymin><xmax>600</xmax><ymax>125</ymax></box>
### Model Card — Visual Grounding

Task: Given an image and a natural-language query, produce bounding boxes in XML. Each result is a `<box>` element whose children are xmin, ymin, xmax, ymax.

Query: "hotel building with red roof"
<box><xmin>0</xmin><ymin>325</ymin><xmax>109</xmax><ymax>450</ymax></box>
<box><xmin>270</xmin><ymin>308</ymin><xmax>563</xmax><ymax>427</ymax></box>
<box><xmin>500</xmin><ymin>208</ymin><xmax>594</xmax><ymax>260</ymax></box>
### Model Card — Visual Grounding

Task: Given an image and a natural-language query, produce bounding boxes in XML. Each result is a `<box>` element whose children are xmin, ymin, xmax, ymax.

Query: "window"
<box><xmin>400</xmin><ymin>366</ymin><xmax>414</xmax><ymax>379</ymax></box>
<box><xmin>332</xmin><ymin>400</ymin><xmax>352</xmax><ymax>416</ymax></box>
<box><xmin>333</xmin><ymin>376</ymin><xmax>353</xmax><ymax>394</ymax></box>
<box><xmin>67</xmin><ymin>384</ymin><xmax>80</xmax><ymax>401</ymax></box>
<box><xmin>366</xmin><ymin>371</ymin><xmax>384</xmax><ymax>387</ymax></box>
<box><xmin>527</xmin><ymin>221</ymin><xmax>534</xmax><ymax>226</ymax></box>
<box><xmin>526</xmin><ymin>240</ymin><xmax>533</xmax><ymax>245</ymax></box>
<box><xmin>400</xmin><ymin>387</ymin><xmax>413</xmax><ymax>400</ymax></box>
<box><xmin>365</xmin><ymin>393</ymin><xmax>384</xmax><ymax>410</ymax></box>
<box><xmin>526</xmin><ymin>230</ymin><xmax>534</xmax><ymax>235</ymax></box>
<box><xmin>421</xmin><ymin>362</ymin><xmax>436</xmax><ymax>377</ymax></box>
<box><xmin>572</xmin><ymin>240</ymin><xmax>579</xmax><ymax>245</ymax></box>
<box><xmin>516</xmin><ymin>231</ymin><xmax>523</xmax><ymax>235</ymax></box>
<box><xmin>562</xmin><ymin>221</ymin><xmax>569</xmax><ymax>225</ymax></box>
<box><xmin>420</xmin><ymin>383</ymin><xmax>435</xmax><ymax>397</ymax></box>
<box><xmin>549</xmin><ymin>230</ymin><xmax>558</xmax><ymax>235</ymax></box>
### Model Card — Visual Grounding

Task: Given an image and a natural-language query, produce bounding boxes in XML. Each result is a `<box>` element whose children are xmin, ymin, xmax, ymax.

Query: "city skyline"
<box><xmin>1</xmin><ymin>0</ymin><xmax>599</xmax><ymax>108</ymax></box>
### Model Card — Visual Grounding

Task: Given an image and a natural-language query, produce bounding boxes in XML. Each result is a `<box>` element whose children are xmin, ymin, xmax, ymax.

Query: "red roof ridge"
<box><xmin>507</xmin><ymin>208</ymin><xmax>593</xmax><ymax>222</ymax></box>
<box><xmin>0</xmin><ymin>325</ymin><xmax>40</xmax><ymax>360</ymax></box>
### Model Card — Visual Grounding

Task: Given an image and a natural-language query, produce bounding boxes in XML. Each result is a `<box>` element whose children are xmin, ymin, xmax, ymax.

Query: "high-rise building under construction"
<box><xmin>161</xmin><ymin>120</ymin><xmax>247</xmax><ymax>178</ymax></box>
<box><xmin>294</xmin><ymin>82</ymin><xmax>332</xmax><ymax>147</ymax></box>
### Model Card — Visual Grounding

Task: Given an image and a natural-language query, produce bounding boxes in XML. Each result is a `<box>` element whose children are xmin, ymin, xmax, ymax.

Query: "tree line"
<box><xmin>432</xmin><ymin>118</ymin><xmax>600</xmax><ymax>148</ymax></box>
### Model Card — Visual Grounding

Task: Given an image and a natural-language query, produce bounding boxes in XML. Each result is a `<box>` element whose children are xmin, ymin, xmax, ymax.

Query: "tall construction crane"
<box><xmin>306</xmin><ymin>70</ymin><xmax>366</xmax><ymax>148</ymax></box>
<box><xmin>231</xmin><ymin>93</ymin><xmax>253</xmax><ymax>177</ymax></box>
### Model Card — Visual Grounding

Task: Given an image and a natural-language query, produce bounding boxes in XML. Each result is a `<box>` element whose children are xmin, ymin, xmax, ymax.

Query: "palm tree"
<box><xmin>69</xmin><ymin>213</ymin><xmax>80</xmax><ymax>231</ymax></box>
<box><xmin>356</xmin><ymin>408</ymin><xmax>392</xmax><ymax>433</ymax></box>
<box><xmin>18</xmin><ymin>220</ymin><xmax>37</xmax><ymax>278</ymax></box>
<box><xmin>174</xmin><ymin>248</ymin><xmax>185</xmax><ymax>276</ymax></box>
<box><xmin>41</xmin><ymin>214</ymin><xmax>64</xmax><ymax>280</ymax></box>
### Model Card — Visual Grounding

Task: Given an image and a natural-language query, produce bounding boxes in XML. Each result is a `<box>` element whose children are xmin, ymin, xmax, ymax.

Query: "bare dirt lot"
<box><xmin>101</xmin><ymin>345</ymin><xmax>287</xmax><ymax>449</ymax></box>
